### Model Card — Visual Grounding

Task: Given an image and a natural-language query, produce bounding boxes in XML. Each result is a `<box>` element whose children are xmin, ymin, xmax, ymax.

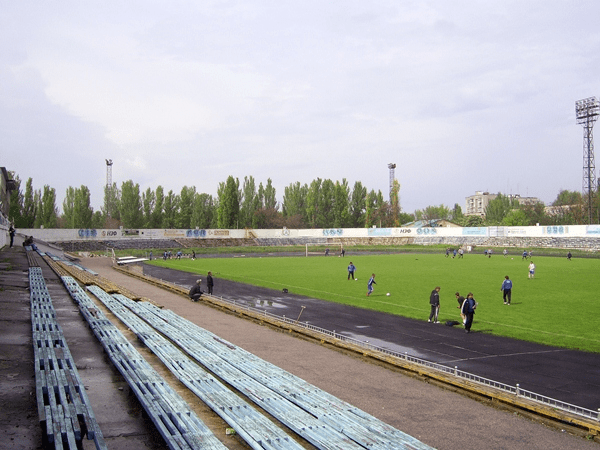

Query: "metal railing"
<box><xmin>208</xmin><ymin>294</ymin><xmax>600</xmax><ymax>423</ymax></box>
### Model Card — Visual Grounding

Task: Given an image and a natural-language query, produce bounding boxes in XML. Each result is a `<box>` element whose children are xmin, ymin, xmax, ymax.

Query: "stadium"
<box><xmin>1</xmin><ymin>219</ymin><xmax>600</xmax><ymax>449</ymax></box>
<box><xmin>2</xmin><ymin>3</ymin><xmax>600</xmax><ymax>447</ymax></box>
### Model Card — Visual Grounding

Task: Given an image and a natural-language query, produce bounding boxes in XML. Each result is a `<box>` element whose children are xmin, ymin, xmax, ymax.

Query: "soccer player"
<box><xmin>366</xmin><ymin>274</ymin><xmax>376</xmax><ymax>296</ymax></box>
<box><xmin>528</xmin><ymin>261</ymin><xmax>536</xmax><ymax>279</ymax></box>
<box><xmin>347</xmin><ymin>262</ymin><xmax>357</xmax><ymax>280</ymax></box>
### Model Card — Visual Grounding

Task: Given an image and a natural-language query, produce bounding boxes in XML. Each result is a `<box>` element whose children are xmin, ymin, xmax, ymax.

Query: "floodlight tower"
<box><xmin>388</xmin><ymin>163</ymin><xmax>396</xmax><ymax>202</ymax></box>
<box><xmin>576</xmin><ymin>97</ymin><xmax>599</xmax><ymax>224</ymax></box>
<box><xmin>105</xmin><ymin>159</ymin><xmax>113</xmax><ymax>187</ymax></box>
<box><xmin>105</xmin><ymin>159</ymin><xmax>113</xmax><ymax>218</ymax></box>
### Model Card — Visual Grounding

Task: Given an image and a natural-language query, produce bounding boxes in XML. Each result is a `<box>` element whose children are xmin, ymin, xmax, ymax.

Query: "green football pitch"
<box><xmin>149</xmin><ymin>252</ymin><xmax>600</xmax><ymax>353</ymax></box>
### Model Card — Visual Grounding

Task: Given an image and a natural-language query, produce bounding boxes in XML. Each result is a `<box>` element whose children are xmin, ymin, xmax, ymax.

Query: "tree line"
<box><xmin>7</xmin><ymin>172</ymin><xmax>411</xmax><ymax>230</ymax></box>
<box><xmin>7</xmin><ymin>170</ymin><xmax>597</xmax><ymax>230</ymax></box>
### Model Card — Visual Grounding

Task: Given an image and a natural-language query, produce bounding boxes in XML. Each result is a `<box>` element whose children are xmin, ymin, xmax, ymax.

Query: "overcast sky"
<box><xmin>2</xmin><ymin>1</ymin><xmax>599</xmax><ymax>215</ymax></box>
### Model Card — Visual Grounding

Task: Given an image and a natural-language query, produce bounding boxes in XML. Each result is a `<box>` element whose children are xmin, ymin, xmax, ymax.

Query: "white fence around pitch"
<box><xmin>17</xmin><ymin>224</ymin><xmax>600</xmax><ymax>244</ymax></box>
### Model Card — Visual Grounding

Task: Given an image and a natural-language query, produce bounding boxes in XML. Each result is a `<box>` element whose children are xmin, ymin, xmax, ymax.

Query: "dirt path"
<box><xmin>80</xmin><ymin>256</ymin><xmax>597</xmax><ymax>450</ymax></box>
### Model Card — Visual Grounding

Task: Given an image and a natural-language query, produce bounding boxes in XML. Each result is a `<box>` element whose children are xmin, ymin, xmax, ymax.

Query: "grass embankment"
<box><xmin>149</xmin><ymin>252</ymin><xmax>600</xmax><ymax>353</ymax></box>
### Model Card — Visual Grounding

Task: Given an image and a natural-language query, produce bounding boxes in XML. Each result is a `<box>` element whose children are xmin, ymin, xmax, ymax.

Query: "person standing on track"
<box><xmin>206</xmin><ymin>271</ymin><xmax>214</xmax><ymax>295</ymax></box>
<box><xmin>347</xmin><ymin>262</ymin><xmax>356</xmax><ymax>280</ymax></box>
<box><xmin>501</xmin><ymin>275</ymin><xmax>513</xmax><ymax>305</ymax></box>
<box><xmin>462</xmin><ymin>292</ymin><xmax>477</xmax><ymax>333</ymax></box>
<box><xmin>429</xmin><ymin>286</ymin><xmax>441</xmax><ymax>323</ymax></box>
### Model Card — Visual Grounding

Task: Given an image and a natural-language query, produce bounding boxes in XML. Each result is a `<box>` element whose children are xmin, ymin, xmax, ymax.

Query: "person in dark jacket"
<box><xmin>206</xmin><ymin>271</ymin><xmax>214</xmax><ymax>295</ymax></box>
<box><xmin>347</xmin><ymin>262</ymin><xmax>356</xmax><ymax>280</ymax></box>
<box><xmin>462</xmin><ymin>292</ymin><xmax>477</xmax><ymax>333</ymax></box>
<box><xmin>9</xmin><ymin>225</ymin><xmax>15</xmax><ymax>247</ymax></box>
<box><xmin>428</xmin><ymin>286</ymin><xmax>441</xmax><ymax>323</ymax></box>
<box><xmin>189</xmin><ymin>279</ymin><xmax>203</xmax><ymax>302</ymax></box>
<box><xmin>501</xmin><ymin>275</ymin><xmax>513</xmax><ymax>305</ymax></box>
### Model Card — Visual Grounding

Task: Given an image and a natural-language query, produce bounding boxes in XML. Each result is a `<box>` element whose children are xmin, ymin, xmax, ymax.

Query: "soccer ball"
<box><xmin>511</xmin><ymin>258</ymin><xmax>514</xmax><ymax>260</ymax></box>
<box><xmin>386</xmin><ymin>293</ymin><xmax>391</xmax><ymax>296</ymax></box>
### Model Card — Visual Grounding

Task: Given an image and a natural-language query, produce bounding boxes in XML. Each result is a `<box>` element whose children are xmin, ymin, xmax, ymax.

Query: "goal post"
<box><xmin>305</xmin><ymin>242</ymin><xmax>344</xmax><ymax>257</ymax></box>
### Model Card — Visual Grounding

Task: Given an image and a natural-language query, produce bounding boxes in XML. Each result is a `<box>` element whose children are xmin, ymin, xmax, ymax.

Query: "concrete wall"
<box><xmin>18</xmin><ymin>224</ymin><xmax>600</xmax><ymax>243</ymax></box>
<box><xmin>0</xmin><ymin>212</ymin><xmax>9</xmax><ymax>247</ymax></box>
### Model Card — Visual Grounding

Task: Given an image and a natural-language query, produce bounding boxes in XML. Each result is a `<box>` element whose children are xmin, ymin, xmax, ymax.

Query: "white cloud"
<box><xmin>2</xmin><ymin>0</ymin><xmax>600</xmax><ymax>213</ymax></box>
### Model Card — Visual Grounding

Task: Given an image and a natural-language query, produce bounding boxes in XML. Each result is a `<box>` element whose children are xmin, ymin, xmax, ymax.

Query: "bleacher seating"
<box><xmin>61</xmin><ymin>278</ymin><xmax>227</xmax><ymax>450</ymax></box>
<box><xmin>54</xmin><ymin>239</ymin><xmax>181</xmax><ymax>252</ymax></box>
<box><xmin>48</xmin><ymin>232</ymin><xmax>600</xmax><ymax>256</ymax></box>
<box><xmin>175</xmin><ymin>238</ymin><xmax>257</xmax><ymax>248</ymax></box>
<box><xmin>36</xmin><ymin>241</ymin><xmax>435</xmax><ymax>449</ymax></box>
<box><xmin>42</xmin><ymin>254</ymin><xmax>144</xmax><ymax>301</ymax></box>
<box><xmin>29</xmin><ymin>267</ymin><xmax>107</xmax><ymax>450</ymax></box>
<box><xmin>254</xmin><ymin>237</ymin><xmax>326</xmax><ymax>246</ymax></box>
<box><xmin>89</xmin><ymin>287</ymin><xmax>434</xmax><ymax>449</ymax></box>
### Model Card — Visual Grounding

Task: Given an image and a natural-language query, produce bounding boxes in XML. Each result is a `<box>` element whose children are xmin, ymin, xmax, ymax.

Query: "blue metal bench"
<box><xmin>29</xmin><ymin>267</ymin><xmax>107</xmax><ymax>450</ymax></box>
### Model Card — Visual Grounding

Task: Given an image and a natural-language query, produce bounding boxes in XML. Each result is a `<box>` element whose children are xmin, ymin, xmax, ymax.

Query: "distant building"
<box><xmin>507</xmin><ymin>194</ymin><xmax>541</xmax><ymax>207</ymax></box>
<box><xmin>465</xmin><ymin>192</ymin><xmax>497</xmax><ymax>217</ymax></box>
<box><xmin>545</xmin><ymin>204</ymin><xmax>573</xmax><ymax>217</ymax></box>
<box><xmin>465</xmin><ymin>192</ymin><xmax>541</xmax><ymax>218</ymax></box>
<box><xmin>1</xmin><ymin>167</ymin><xmax>17</xmax><ymax>220</ymax></box>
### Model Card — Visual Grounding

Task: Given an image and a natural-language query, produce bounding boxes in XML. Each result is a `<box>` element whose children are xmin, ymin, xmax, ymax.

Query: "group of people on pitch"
<box><xmin>347</xmin><ymin>262</ymin><xmax>377</xmax><ymax>297</ymax></box>
<box><xmin>429</xmin><ymin>274</ymin><xmax>519</xmax><ymax>333</ymax></box>
<box><xmin>429</xmin><ymin>287</ymin><xmax>477</xmax><ymax>333</ymax></box>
